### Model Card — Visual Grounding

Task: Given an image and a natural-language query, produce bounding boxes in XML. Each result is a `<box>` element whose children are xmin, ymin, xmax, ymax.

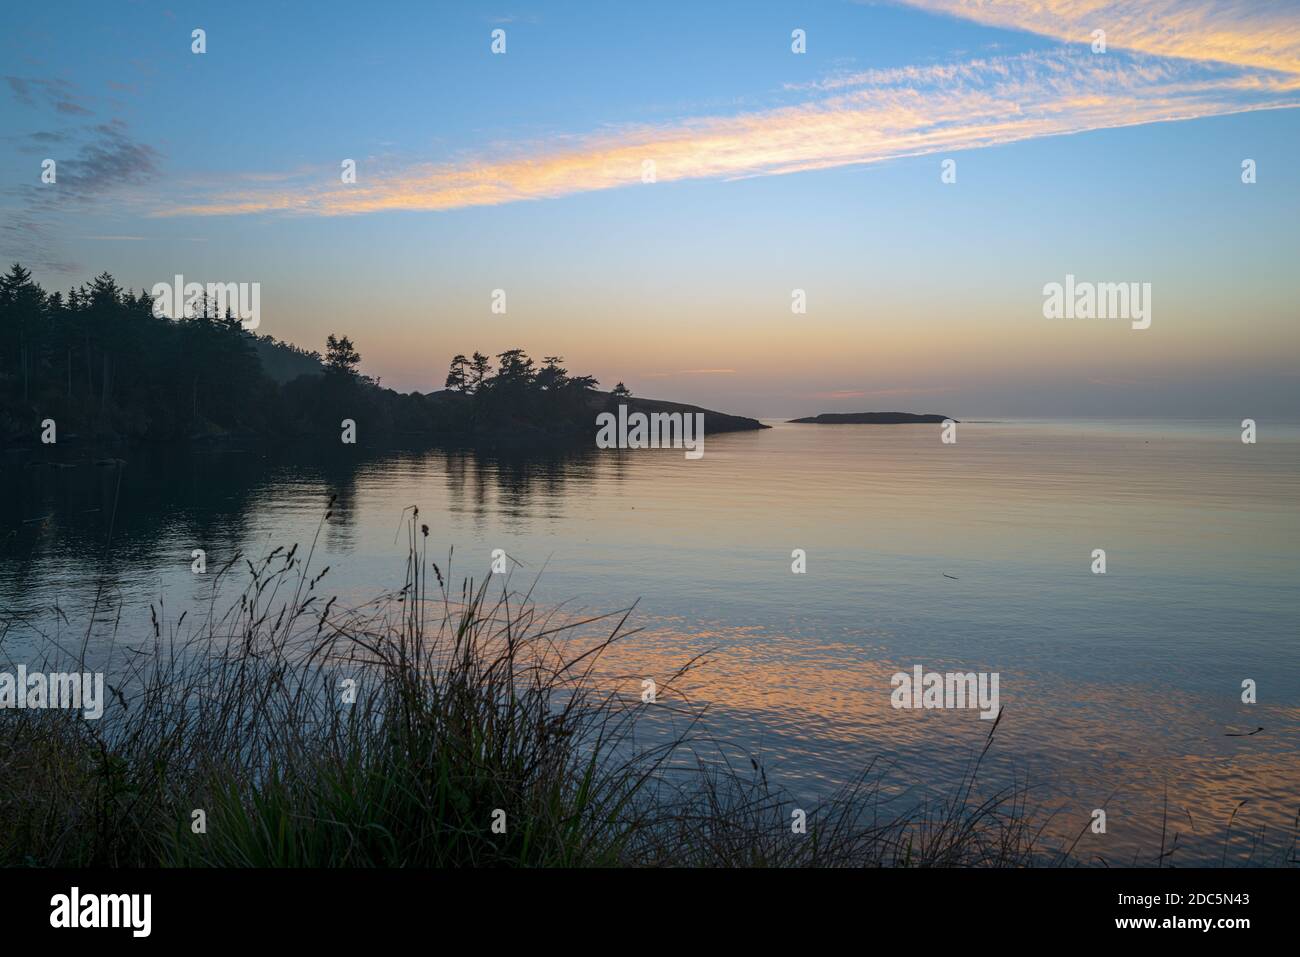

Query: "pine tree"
<box><xmin>325</xmin><ymin>334</ymin><xmax>361</xmax><ymax>375</ymax></box>
<box><xmin>445</xmin><ymin>354</ymin><xmax>469</xmax><ymax>391</ymax></box>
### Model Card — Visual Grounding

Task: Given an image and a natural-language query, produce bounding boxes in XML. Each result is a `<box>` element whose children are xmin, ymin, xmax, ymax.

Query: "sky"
<box><xmin>3</xmin><ymin>0</ymin><xmax>1299</xmax><ymax>418</ymax></box>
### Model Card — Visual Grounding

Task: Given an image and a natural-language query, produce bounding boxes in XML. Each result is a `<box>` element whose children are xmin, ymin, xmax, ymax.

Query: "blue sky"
<box><xmin>3</xmin><ymin>0</ymin><xmax>1299</xmax><ymax>416</ymax></box>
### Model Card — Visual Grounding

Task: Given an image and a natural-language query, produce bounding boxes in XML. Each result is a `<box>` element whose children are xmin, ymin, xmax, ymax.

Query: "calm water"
<box><xmin>3</xmin><ymin>419</ymin><xmax>1298</xmax><ymax>864</ymax></box>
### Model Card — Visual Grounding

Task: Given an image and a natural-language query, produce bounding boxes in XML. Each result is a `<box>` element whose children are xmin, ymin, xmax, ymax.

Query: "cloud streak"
<box><xmin>2</xmin><ymin>109</ymin><xmax>163</xmax><ymax>272</ymax></box>
<box><xmin>810</xmin><ymin>386</ymin><xmax>957</xmax><ymax>400</ymax></box>
<box><xmin>5</xmin><ymin>75</ymin><xmax>93</xmax><ymax>116</ymax></box>
<box><xmin>152</xmin><ymin>31</ymin><xmax>1299</xmax><ymax>219</ymax></box>
<box><xmin>891</xmin><ymin>0</ymin><xmax>1300</xmax><ymax>75</ymax></box>
<box><xmin>643</xmin><ymin>368</ymin><xmax>738</xmax><ymax>378</ymax></box>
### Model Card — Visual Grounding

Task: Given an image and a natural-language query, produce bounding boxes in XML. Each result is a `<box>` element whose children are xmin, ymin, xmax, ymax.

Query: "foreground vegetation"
<box><xmin>0</xmin><ymin>508</ymin><xmax>1053</xmax><ymax>868</ymax></box>
<box><xmin>2</xmin><ymin>509</ymin><xmax>1287</xmax><ymax>867</ymax></box>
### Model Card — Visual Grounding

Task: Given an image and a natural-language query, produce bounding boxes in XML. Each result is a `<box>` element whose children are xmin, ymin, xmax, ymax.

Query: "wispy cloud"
<box><xmin>1085</xmin><ymin>376</ymin><xmax>1163</xmax><ymax>387</ymax></box>
<box><xmin>55</xmin><ymin>120</ymin><xmax>162</xmax><ymax>196</ymax></box>
<box><xmin>75</xmin><ymin>235</ymin><xmax>207</xmax><ymax>242</ymax></box>
<box><xmin>152</xmin><ymin>42</ymin><xmax>1299</xmax><ymax>219</ymax></box>
<box><xmin>5</xmin><ymin>75</ymin><xmax>93</xmax><ymax>116</ymax></box>
<box><xmin>2</xmin><ymin>110</ymin><xmax>163</xmax><ymax>271</ymax></box>
<box><xmin>0</xmin><ymin>217</ymin><xmax>80</xmax><ymax>274</ymax></box>
<box><xmin>643</xmin><ymin>368</ymin><xmax>738</xmax><ymax>378</ymax></box>
<box><xmin>810</xmin><ymin>386</ymin><xmax>957</xmax><ymax>400</ymax></box>
<box><xmin>16</xmin><ymin>130</ymin><xmax>73</xmax><ymax>148</ymax></box>
<box><xmin>890</xmin><ymin>0</ymin><xmax>1300</xmax><ymax>75</ymax></box>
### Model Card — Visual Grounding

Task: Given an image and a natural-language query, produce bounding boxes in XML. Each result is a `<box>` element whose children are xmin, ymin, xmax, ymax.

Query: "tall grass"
<box><xmin>0</xmin><ymin>506</ymin><xmax>1145</xmax><ymax>867</ymax></box>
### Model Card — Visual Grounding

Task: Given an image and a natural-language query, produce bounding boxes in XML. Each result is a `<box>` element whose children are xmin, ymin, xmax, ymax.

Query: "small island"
<box><xmin>788</xmin><ymin>412</ymin><xmax>957</xmax><ymax>424</ymax></box>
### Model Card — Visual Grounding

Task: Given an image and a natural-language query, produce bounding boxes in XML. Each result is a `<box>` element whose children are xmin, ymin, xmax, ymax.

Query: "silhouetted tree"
<box><xmin>325</xmin><ymin>334</ymin><xmax>361</xmax><ymax>376</ymax></box>
<box><xmin>0</xmin><ymin>263</ymin><xmax>46</xmax><ymax>401</ymax></box>
<box><xmin>493</xmin><ymin>348</ymin><xmax>535</xmax><ymax>386</ymax></box>
<box><xmin>535</xmin><ymin>356</ymin><xmax>568</xmax><ymax>392</ymax></box>
<box><xmin>445</xmin><ymin>354</ymin><xmax>469</xmax><ymax>391</ymax></box>
<box><xmin>469</xmin><ymin>352</ymin><xmax>491</xmax><ymax>393</ymax></box>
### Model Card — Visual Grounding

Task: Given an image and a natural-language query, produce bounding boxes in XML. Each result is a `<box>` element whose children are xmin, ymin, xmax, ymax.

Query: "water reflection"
<box><xmin>2</xmin><ymin>421</ymin><xmax>1297</xmax><ymax>864</ymax></box>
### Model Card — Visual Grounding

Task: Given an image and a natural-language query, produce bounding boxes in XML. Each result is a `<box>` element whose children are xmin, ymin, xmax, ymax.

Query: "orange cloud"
<box><xmin>643</xmin><ymin>369</ymin><xmax>738</xmax><ymax>378</ymax></box>
<box><xmin>153</xmin><ymin>47</ymin><xmax>1299</xmax><ymax>219</ymax></box>
<box><xmin>809</xmin><ymin>387</ymin><xmax>958</xmax><ymax>400</ymax></box>
<box><xmin>892</xmin><ymin>0</ymin><xmax>1300</xmax><ymax>75</ymax></box>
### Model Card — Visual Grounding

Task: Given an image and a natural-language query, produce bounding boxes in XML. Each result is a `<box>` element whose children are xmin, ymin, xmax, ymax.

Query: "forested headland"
<box><xmin>0</xmin><ymin>264</ymin><xmax>762</xmax><ymax>447</ymax></box>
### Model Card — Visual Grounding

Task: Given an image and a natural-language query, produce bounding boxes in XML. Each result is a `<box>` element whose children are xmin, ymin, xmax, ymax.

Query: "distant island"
<box><xmin>789</xmin><ymin>412</ymin><xmax>957</xmax><ymax>424</ymax></box>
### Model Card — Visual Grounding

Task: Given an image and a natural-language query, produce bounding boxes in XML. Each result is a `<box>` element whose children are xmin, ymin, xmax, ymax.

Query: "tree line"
<box><xmin>0</xmin><ymin>263</ymin><xmax>628</xmax><ymax>445</ymax></box>
<box><xmin>0</xmin><ymin>263</ymin><xmax>270</xmax><ymax>442</ymax></box>
<box><xmin>442</xmin><ymin>350</ymin><xmax>630</xmax><ymax>431</ymax></box>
